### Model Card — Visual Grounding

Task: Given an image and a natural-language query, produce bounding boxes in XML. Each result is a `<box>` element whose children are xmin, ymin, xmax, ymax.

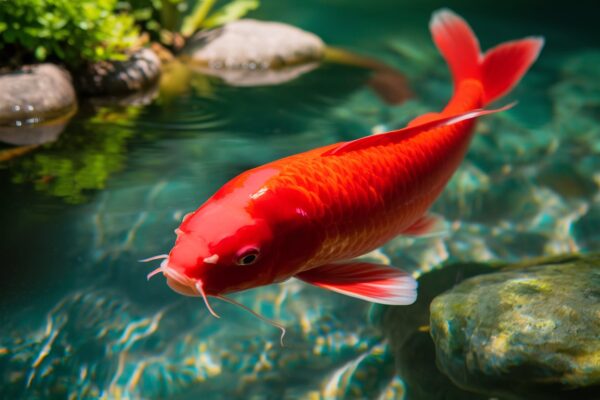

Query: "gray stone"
<box><xmin>0</xmin><ymin>64</ymin><xmax>77</xmax><ymax>127</ymax></box>
<box><xmin>430</xmin><ymin>254</ymin><xmax>600</xmax><ymax>400</ymax></box>
<box><xmin>186</xmin><ymin>19</ymin><xmax>325</xmax><ymax>73</ymax></box>
<box><xmin>191</xmin><ymin>62</ymin><xmax>319</xmax><ymax>87</ymax></box>
<box><xmin>77</xmin><ymin>48</ymin><xmax>161</xmax><ymax>95</ymax></box>
<box><xmin>0</xmin><ymin>122</ymin><xmax>68</xmax><ymax>146</ymax></box>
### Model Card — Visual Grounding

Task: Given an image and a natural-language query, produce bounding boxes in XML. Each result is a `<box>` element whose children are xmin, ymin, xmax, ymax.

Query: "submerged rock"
<box><xmin>191</xmin><ymin>62</ymin><xmax>320</xmax><ymax>87</ymax></box>
<box><xmin>573</xmin><ymin>203</ymin><xmax>600</xmax><ymax>251</ymax></box>
<box><xmin>185</xmin><ymin>19</ymin><xmax>324</xmax><ymax>85</ymax></box>
<box><xmin>77</xmin><ymin>48</ymin><xmax>161</xmax><ymax>95</ymax></box>
<box><xmin>0</xmin><ymin>64</ymin><xmax>76</xmax><ymax>128</ymax></box>
<box><xmin>0</xmin><ymin>120</ymin><xmax>69</xmax><ymax>146</ymax></box>
<box><xmin>380</xmin><ymin>262</ymin><xmax>495</xmax><ymax>400</ymax></box>
<box><xmin>430</xmin><ymin>254</ymin><xmax>600</xmax><ymax>400</ymax></box>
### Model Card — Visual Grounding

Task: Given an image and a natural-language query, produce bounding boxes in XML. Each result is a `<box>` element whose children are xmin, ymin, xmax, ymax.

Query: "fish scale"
<box><xmin>264</xmin><ymin>120</ymin><xmax>476</xmax><ymax>268</ymax></box>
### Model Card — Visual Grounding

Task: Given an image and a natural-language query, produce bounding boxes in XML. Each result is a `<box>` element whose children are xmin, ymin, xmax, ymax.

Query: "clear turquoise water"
<box><xmin>1</xmin><ymin>1</ymin><xmax>599</xmax><ymax>399</ymax></box>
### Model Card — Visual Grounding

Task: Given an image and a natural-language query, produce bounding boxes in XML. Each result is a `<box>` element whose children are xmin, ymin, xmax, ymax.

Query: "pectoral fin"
<box><xmin>401</xmin><ymin>213</ymin><xmax>448</xmax><ymax>237</ymax></box>
<box><xmin>296</xmin><ymin>262</ymin><xmax>417</xmax><ymax>305</ymax></box>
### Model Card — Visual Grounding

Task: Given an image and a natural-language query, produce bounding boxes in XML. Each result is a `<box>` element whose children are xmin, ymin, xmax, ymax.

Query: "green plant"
<box><xmin>122</xmin><ymin>0</ymin><xmax>184</xmax><ymax>34</ymax></box>
<box><xmin>122</xmin><ymin>0</ymin><xmax>260</xmax><ymax>45</ymax></box>
<box><xmin>181</xmin><ymin>0</ymin><xmax>259</xmax><ymax>36</ymax></box>
<box><xmin>0</xmin><ymin>0</ymin><xmax>140</xmax><ymax>67</ymax></box>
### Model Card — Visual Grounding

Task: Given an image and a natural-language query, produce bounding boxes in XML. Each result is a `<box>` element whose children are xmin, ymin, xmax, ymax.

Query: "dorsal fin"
<box><xmin>322</xmin><ymin>103</ymin><xmax>514</xmax><ymax>157</ymax></box>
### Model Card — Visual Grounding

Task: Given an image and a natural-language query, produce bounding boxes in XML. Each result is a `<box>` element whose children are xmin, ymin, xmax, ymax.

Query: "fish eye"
<box><xmin>236</xmin><ymin>247</ymin><xmax>260</xmax><ymax>266</ymax></box>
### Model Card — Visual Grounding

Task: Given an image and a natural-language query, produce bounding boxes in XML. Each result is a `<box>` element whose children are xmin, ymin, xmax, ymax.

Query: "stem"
<box><xmin>181</xmin><ymin>0</ymin><xmax>217</xmax><ymax>37</ymax></box>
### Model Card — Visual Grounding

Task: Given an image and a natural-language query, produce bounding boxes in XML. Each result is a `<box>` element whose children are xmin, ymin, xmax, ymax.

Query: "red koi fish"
<box><xmin>145</xmin><ymin>9</ymin><xmax>543</xmax><ymax>337</ymax></box>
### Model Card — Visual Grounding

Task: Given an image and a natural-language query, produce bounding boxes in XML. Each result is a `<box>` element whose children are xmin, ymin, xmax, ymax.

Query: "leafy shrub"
<box><xmin>0</xmin><ymin>0</ymin><xmax>140</xmax><ymax>67</ymax></box>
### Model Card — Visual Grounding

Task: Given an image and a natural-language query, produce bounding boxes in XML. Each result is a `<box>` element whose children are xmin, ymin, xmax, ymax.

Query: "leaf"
<box><xmin>180</xmin><ymin>0</ymin><xmax>217</xmax><ymax>37</ymax></box>
<box><xmin>203</xmin><ymin>0</ymin><xmax>259</xmax><ymax>29</ymax></box>
<box><xmin>34</xmin><ymin>45</ymin><xmax>47</xmax><ymax>60</ymax></box>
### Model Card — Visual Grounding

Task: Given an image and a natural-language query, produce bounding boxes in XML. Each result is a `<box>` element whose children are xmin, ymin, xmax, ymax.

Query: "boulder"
<box><xmin>191</xmin><ymin>62</ymin><xmax>319</xmax><ymax>87</ymax></box>
<box><xmin>0</xmin><ymin>122</ymin><xmax>69</xmax><ymax>146</ymax></box>
<box><xmin>430</xmin><ymin>254</ymin><xmax>600</xmax><ymax>399</ymax></box>
<box><xmin>77</xmin><ymin>48</ymin><xmax>161</xmax><ymax>95</ymax></box>
<box><xmin>380</xmin><ymin>262</ymin><xmax>495</xmax><ymax>400</ymax></box>
<box><xmin>185</xmin><ymin>19</ymin><xmax>325</xmax><ymax>85</ymax></box>
<box><xmin>0</xmin><ymin>64</ymin><xmax>76</xmax><ymax>127</ymax></box>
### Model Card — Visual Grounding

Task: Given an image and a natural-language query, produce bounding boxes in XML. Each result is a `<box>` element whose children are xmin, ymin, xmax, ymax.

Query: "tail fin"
<box><xmin>430</xmin><ymin>9</ymin><xmax>544</xmax><ymax>105</ymax></box>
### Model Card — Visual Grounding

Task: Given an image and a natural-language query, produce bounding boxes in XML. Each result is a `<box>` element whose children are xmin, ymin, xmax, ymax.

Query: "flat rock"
<box><xmin>186</xmin><ymin>19</ymin><xmax>325</xmax><ymax>71</ymax></box>
<box><xmin>77</xmin><ymin>48</ymin><xmax>161</xmax><ymax>95</ymax></box>
<box><xmin>0</xmin><ymin>64</ymin><xmax>76</xmax><ymax>127</ymax></box>
<box><xmin>430</xmin><ymin>254</ymin><xmax>600</xmax><ymax>400</ymax></box>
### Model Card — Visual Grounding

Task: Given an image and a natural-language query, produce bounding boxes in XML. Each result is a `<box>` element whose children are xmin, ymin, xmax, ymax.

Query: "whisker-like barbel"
<box><xmin>139</xmin><ymin>254</ymin><xmax>169</xmax><ymax>263</ymax></box>
<box><xmin>216</xmin><ymin>295</ymin><xmax>287</xmax><ymax>346</ymax></box>
<box><xmin>147</xmin><ymin>266</ymin><xmax>163</xmax><ymax>281</ymax></box>
<box><xmin>195</xmin><ymin>281</ymin><xmax>221</xmax><ymax>319</ymax></box>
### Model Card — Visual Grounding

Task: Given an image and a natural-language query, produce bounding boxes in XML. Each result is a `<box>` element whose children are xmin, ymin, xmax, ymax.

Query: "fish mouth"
<box><xmin>165</xmin><ymin>273</ymin><xmax>201</xmax><ymax>297</ymax></box>
<box><xmin>147</xmin><ymin>257</ymin><xmax>221</xmax><ymax>318</ymax></box>
<box><xmin>155</xmin><ymin>259</ymin><xmax>202</xmax><ymax>297</ymax></box>
<box><xmin>143</xmin><ymin>255</ymin><xmax>286</xmax><ymax>343</ymax></box>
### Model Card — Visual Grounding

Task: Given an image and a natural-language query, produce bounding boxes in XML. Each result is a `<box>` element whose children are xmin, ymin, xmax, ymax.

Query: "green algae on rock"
<box><xmin>430</xmin><ymin>254</ymin><xmax>600</xmax><ymax>400</ymax></box>
<box><xmin>379</xmin><ymin>262</ymin><xmax>496</xmax><ymax>400</ymax></box>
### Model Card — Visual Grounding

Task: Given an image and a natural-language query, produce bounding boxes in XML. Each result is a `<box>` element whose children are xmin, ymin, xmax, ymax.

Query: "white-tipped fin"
<box><xmin>296</xmin><ymin>261</ymin><xmax>418</xmax><ymax>305</ymax></box>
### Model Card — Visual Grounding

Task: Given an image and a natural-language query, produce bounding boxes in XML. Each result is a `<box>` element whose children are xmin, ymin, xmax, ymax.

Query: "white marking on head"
<box><xmin>250</xmin><ymin>186</ymin><xmax>268</xmax><ymax>200</ymax></box>
<box><xmin>203</xmin><ymin>254</ymin><xmax>219</xmax><ymax>264</ymax></box>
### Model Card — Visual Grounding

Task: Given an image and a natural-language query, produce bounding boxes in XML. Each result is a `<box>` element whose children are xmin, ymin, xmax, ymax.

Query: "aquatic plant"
<box><xmin>181</xmin><ymin>0</ymin><xmax>260</xmax><ymax>36</ymax></box>
<box><xmin>0</xmin><ymin>0</ymin><xmax>140</xmax><ymax>67</ymax></box>
<box><xmin>121</xmin><ymin>0</ymin><xmax>260</xmax><ymax>46</ymax></box>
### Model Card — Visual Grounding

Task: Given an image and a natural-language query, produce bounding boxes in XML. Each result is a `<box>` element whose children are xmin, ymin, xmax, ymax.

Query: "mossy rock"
<box><xmin>379</xmin><ymin>261</ymin><xmax>497</xmax><ymax>400</ymax></box>
<box><xmin>430</xmin><ymin>253</ymin><xmax>600</xmax><ymax>399</ymax></box>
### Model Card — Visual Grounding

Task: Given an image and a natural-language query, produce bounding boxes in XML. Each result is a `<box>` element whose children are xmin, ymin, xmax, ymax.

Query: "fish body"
<box><xmin>148</xmin><ymin>10</ymin><xmax>543</xmax><ymax>312</ymax></box>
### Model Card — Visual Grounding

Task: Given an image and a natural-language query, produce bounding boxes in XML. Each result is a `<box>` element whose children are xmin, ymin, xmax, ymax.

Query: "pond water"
<box><xmin>1</xmin><ymin>1</ymin><xmax>599</xmax><ymax>399</ymax></box>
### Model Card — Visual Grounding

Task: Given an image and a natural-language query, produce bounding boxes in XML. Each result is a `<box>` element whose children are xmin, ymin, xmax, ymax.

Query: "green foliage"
<box><xmin>181</xmin><ymin>0</ymin><xmax>259</xmax><ymax>36</ymax></box>
<box><xmin>121</xmin><ymin>0</ymin><xmax>184</xmax><ymax>35</ymax></box>
<box><xmin>0</xmin><ymin>0</ymin><xmax>140</xmax><ymax>67</ymax></box>
<box><xmin>124</xmin><ymin>0</ymin><xmax>260</xmax><ymax>42</ymax></box>
<box><xmin>202</xmin><ymin>0</ymin><xmax>259</xmax><ymax>29</ymax></box>
<box><xmin>180</xmin><ymin>0</ymin><xmax>217</xmax><ymax>37</ymax></box>
<box><xmin>0</xmin><ymin>0</ymin><xmax>261</xmax><ymax>67</ymax></box>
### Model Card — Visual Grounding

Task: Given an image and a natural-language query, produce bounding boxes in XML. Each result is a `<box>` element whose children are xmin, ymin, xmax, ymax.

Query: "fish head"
<box><xmin>151</xmin><ymin>166</ymin><xmax>319</xmax><ymax>306</ymax></box>
<box><xmin>158</xmin><ymin>167</ymin><xmax>298</xmax><ymax>299</ymax></box>
<box><xmin>162</xmin><ymin>200</ymin><xmax>277</xmax><ymax>298</ymax></box>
